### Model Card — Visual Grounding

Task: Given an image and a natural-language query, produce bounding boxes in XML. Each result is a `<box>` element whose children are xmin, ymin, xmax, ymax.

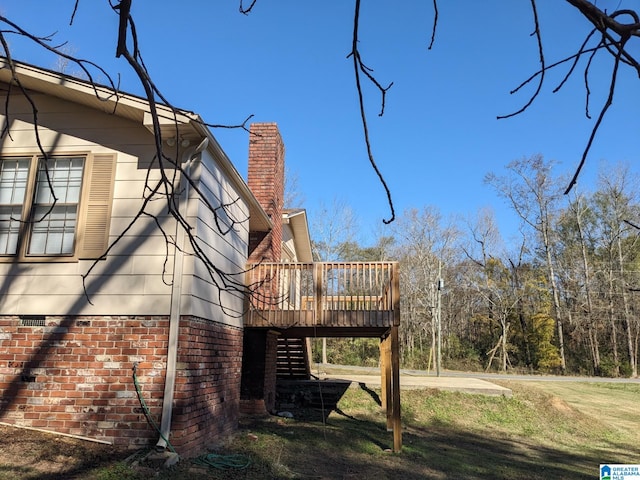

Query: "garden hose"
<box><xmin>132</xmin><ymin>364</ymin><xmax>176</xmax><ymax>454</ymax></box>
<box><xmin>192</xmin><ymin>453</ymin><xmax>251</xmax><ymax>470</ymax></box>
<box><xmin>132</xmin><ymin>364</ymin><xmax>251</xmax><ymax>470</ymax></box>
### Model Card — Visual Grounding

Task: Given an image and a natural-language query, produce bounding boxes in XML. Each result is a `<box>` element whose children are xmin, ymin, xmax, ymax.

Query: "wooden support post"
<box><xmin>389</xmin><ymin>262</ymin><xmax>402</xmax><ymax>452</ymax></box>
<box><xmin>314</xmin><ymin>263</ymin><xmax>323</xmax><ymax>326</ymax></box>
<box><xmin>391</xmin><ymin>325</ymin><xmax>402</xmax><ymax>452</ymax></box>
<box><xmin>305</xmin><ymin>337</ymin><xmax>314</xmax><ymax>378</ymax></box>
<box><xmin>380</xmin><ymin>333</ymin><xmax>392</xmax><ymax>430</ymax></box>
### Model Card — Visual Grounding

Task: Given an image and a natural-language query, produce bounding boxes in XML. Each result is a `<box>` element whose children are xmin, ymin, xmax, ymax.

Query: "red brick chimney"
<box><xmin>247</xmin><ymin>123</ymin><xmax>284</xmax><ymax>263</ymax></box>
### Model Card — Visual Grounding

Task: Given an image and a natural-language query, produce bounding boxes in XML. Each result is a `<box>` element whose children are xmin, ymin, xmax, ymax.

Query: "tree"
<box><xmin>486</xmin><ymin>156</ymin><xmax>568</xmax><ymax>371</ymax></box>
<box><xmin>308</xmin><ymin>198</ymin><xmax>359</xmax><ymax>364</ymax></box>
<box><xmin>311</xmin><ymin>198</ymin><xmax>359</xmax><ymax>262</ymax></box>
<box><xmin>339</xmin><ymin>236</ymin><xmax>395</xmax><ymax>262</ymax></box>
<box><xmin>463</xmin><ymin>209</ymin><xmax>536</xmax><ymax>371</ymax></box>
<box><xmin>284</xmin><ymin>166</ymin><xmax>305</xmax><ymax>209</ymax></box>
<box><xmin>592</xmin><ymin>164</ymin><xmax>640</xmax><ymax>377</ymax></box>
<box><xmin>557</xmin><ymin>191</ymin><xmax>602</xmax><ymax>374</ymax></box>
<box><xmin>475</xmin><ymin>258</ymin><xmax>519</xmax><ymax>372</ymax></box>
<box><xmin>390</xmin><ymin>207</ymin><xmax>458</xmax><ymax>371</ymax></box>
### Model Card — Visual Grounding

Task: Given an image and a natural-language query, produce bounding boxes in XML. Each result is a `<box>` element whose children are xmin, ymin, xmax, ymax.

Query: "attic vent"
<box><xmin>19</xmin><ymin>316</ymin><xmax>46</xmax><ymax>327</ymax></box>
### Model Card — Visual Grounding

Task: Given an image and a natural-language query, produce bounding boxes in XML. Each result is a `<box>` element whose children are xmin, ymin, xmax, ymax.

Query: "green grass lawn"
<box><xmin>2</xmin><ymin>380</ymin><xmax>639</xmax><ymax>479</ymax></box>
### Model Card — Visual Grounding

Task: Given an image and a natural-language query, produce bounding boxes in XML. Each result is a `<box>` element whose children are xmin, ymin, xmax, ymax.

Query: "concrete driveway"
<box><xmin>317</xmin><ymin>368</ymin><xmax>513</xmax><ymax>397</ymax></box>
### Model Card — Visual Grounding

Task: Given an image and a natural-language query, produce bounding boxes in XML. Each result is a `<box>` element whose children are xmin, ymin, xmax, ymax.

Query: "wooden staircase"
<box><xmin>276</xmin><ymin>337</ymin><xmax>310</xmax><ymax>380</ymax></box>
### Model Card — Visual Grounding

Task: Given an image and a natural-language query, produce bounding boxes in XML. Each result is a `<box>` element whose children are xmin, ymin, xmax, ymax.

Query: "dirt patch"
<box><xmin>0</xmin><ymin>424</ymin><xmax>131</xmax><ymax>479</ymax></box>
<box><xmin>549</xmin><ymin>396</ymin><xmax>573</xmax><ymax>413</ymax></box>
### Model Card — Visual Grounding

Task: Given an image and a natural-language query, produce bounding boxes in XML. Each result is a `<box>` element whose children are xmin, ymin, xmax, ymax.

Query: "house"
<box><xmin>0</xmin><ymin>58</ymin><xmax>402</xmax><ymax>457</ymax></box>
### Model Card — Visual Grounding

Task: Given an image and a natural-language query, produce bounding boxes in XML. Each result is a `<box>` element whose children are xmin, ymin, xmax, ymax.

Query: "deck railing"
<box><xmin>245</xmin><ymin>262</ymin><xmax>400</xmax><ymax>330</ymax></box>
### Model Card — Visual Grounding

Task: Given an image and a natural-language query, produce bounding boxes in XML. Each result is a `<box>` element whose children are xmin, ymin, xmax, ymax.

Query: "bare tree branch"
<box><xmin>350</xmin><ymin>0</ymin><xmax>395</xmax><ymax>224</ymax></box>
<box><xmin>114</xmin><ymin>0</ymin><xmax>131</xmax><ymax>58</ymax></box>
<box><xmin>0</xmin><ymin>15</ymin><xmax>119</xmax><ymax>95</ymax></box>
<box><xmin>70</xmin><ymin>0</ymin><xmax>81</xmax><ymax>26</ymax></box>
<box><xmin>239</xmin><ymin>0</ymin><xmax>258</xmax><ymax>15</ymax></box>
<box><xmin>428</xmin><ymin>0</ymin><xmax>439</xmax><ymax>50</ymax></box>
<box><xmin>205</xmin><ymin>114</ymin><xmax>254</xmax><ymax>133</ymax></box>
<box><xmin>497</xmin><ymin>0</ymin><xmax>545</xmax><ymax>120</ymax></box>
<box><xmin>563</xmin><ymin>10</ymin><xmax>634</xmax><ymax>193</ymax></box>
<box><xmin>485</xmin><ymin>2</ymin><xmax>640</xmax><ymax>192</ymax></box>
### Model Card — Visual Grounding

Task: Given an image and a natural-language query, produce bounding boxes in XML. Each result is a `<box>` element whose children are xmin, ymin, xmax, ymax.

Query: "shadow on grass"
<box><xmin>359</xmin><ymin>381</ymin><xmax>382</xmax><ymax>406</ymax></box>
<box><xmin>232</xmin><ymin>411</ymin><xmax>639</xmax><ymax>480</ymax></box>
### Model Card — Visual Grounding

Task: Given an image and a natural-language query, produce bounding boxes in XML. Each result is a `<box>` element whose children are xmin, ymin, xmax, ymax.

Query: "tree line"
<box><xmin>311</xmin><ymin>156</ymin><xmax>640</xmax><ymax>377</ymax></box>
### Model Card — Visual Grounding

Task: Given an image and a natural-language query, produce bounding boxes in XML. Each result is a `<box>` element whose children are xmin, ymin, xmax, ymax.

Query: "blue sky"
<box><xmin>2</xmin><ymin>1</ymin><xmax>638</xmax><ymax>246</ymax></box>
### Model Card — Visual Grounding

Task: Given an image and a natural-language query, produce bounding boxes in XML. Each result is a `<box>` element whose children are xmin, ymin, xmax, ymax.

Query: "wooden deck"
<box><xmin>244</xmin><ymin>261</ymin><xmax>403</xmax><ymax>452</ymax></box>
<box><xmin>245</xmin><ymin>262</ymin><xmax>400</xmax><ymax>336</ymax></box>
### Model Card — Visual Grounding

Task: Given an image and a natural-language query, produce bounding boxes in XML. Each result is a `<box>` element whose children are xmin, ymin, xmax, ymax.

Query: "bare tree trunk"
<box><xmin>542</xmin><ymin>221</ymin><xmax>567</xmax><ymax>372</ymax></box>
<box><xmin>574</xmin><ymin>200</ymin><xmax>601</xmax><ymax>375</ymax></box>
<box><xmin>509</xmin><ymin>258</ymin><xmax>532</xmax><ymax>368</ymax></box>
<box><xmin>500</xmin><ymin>320</ymin><xmax>509</xmax><ymax>372</ymax></box>
<box><xmin>607</xmin><ymin>272</ymin><xmax>620</xmax><ymax>377</ymax></box>
<box><xmin>322</xmin><ymin>338</ymin><xmax>328</xmax><ymax>364</ymax></box>
<box><xmin>586</xmin><ymin>315</ymin><xmax>601</xmax><ymax>376</ymax></box>
<box><xmin>485</xmin><ymin>337</ymin><xmax>500</xmax><ymax>372</ymax></box>
<box><xmin>617</xmin><ymin>235</ymin><xmax>637</xmax><ymax>377</ymax></box>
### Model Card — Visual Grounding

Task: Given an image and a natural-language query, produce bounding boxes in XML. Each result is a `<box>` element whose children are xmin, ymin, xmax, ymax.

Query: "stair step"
<box><xmin>276</xmin><ymin>337</ymin><xmax>310</xmax><ymax>380</ymax></box>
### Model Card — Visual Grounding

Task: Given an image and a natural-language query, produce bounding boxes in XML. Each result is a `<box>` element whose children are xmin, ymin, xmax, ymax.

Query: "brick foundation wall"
<box><xmin>170</xmin><ymin>317</ymin><xmax>243</xmax><ymax>457</ymax></box>
<box><xmin>0</xmin><ymin>315</ymin><xmax>243</xmax><ymax>455</ymax></box>
<box><xmin>0</xmin><ymin>315</ymin><xmax>168</xmax><ymax>448</ymax></box>
<box><xmin>264</xmin><ymin>331</ymin><xmax>278</xmax><ymax>412</ymax></box>
<box><xmin>240</xmin><ymin>330</ymin><xmax>278</xmax><ymax>415</ymax></box>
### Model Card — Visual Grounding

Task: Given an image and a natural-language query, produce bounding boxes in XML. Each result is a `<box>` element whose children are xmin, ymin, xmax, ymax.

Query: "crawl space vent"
<box><xmin>19</xmin><ymin>316</ymin><xmax>46</xmax><ymax>327</ymax></box>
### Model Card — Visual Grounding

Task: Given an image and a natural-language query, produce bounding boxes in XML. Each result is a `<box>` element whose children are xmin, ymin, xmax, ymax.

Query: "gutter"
<box><xmin>156</xmin><ymin>138</ymin><xmax>209</xmax><ymax>450</ymax></box>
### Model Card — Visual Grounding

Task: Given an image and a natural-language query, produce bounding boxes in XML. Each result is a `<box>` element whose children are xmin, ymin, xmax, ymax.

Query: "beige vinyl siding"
<box><xmin>179</xmin><ymin>151</ymin><xmax>249</xmax><ymax>325</ymax></box>
<box><xmin>2</xmin><ymin>93</ymin><xmax>148</xmax><ymax>147</ymax></box>
<box><xmin>192</xmin><ymin>157</ymin><xmax>250</xmax><ymax>246</ymax></box>
<box><xmin>0</xmin><ymin>89</ymin><xmax>174</xmax><ymax>315</ymax></box>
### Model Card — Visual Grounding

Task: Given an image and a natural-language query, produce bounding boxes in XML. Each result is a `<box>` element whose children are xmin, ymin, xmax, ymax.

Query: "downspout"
<box><xmin>157</xmin><ymin>137</ymin><xmax>209</xmax><ymax>450</ymax></box>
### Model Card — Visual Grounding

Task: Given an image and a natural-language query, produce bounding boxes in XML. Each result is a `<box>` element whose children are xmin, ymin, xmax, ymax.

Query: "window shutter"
<box><xmin>76</xmin><ymin>154</ymin><xmax>116</xmax><ymax>260</ymax></box>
